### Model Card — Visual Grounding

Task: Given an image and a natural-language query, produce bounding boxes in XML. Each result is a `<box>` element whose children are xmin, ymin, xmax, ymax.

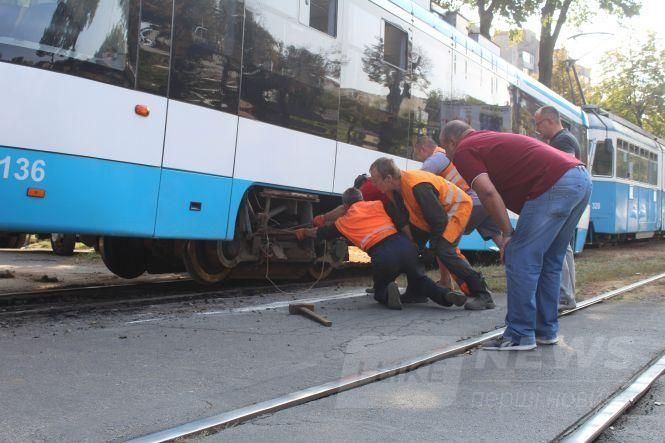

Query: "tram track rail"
<box><xmin>127</xmin><ymin>272</ymin><xmax>665</xmax><ymax>443</ymax></box>
<box><xmin>0</xmin><ymin>266</ymin><xmax>371</xmax><ymax>318</ymax></box>
<box><xmin>558</xmin><ymin>351</ymin><xmax>665</xmax><ymax>443</ymax></box>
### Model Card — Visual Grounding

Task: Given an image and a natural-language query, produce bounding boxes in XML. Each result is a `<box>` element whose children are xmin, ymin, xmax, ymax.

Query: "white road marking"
<box><xmin>196</xmin><ymin>290</ymin><xmax>368</xmax><ymax>316</ymax></box>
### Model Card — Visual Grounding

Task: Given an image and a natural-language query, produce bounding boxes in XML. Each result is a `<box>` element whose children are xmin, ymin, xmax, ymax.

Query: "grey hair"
<box><xmin>370</xmin><ymin>157</ymin><xmax>401</xmax><ymax>180</ymax></box>
<box><xmin>441</xmin><ymin>120</ymin><xmax>472</xmax><ymax>144</ymax></box>
<box><xmin>414</xmin><ymin>135</ymin><xmax>438</xmax><ymax>149</ymax></box>
<box><xmin>537</xmin><ymin>105</ymin><xmax>561</xmax><ymax>121</ymax></box>
<box><xmin>342</xmin><ymin>187</ymin><xmax>363</xmax><ymax>206</ymax></box>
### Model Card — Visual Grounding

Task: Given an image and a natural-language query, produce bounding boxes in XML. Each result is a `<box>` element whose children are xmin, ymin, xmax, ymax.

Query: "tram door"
<box><xmin>155</xmin><ymin>0</ymin><xmax>245</xmax><ymax>240</ymax></box>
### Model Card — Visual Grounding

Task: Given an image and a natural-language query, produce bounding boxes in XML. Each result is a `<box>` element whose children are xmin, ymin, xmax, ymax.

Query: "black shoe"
<box><xmin>401</xmin><ymin>293</ymin><xmax>429</xmax><ymax>304</ymax></box>
<box><xmin>464</xmin><ymin>292</ymin><xmax>496</xmax><ymax>310</ymax></box>
<box><xmin>365</xmin><ymin>287</ymin><xmax>375</xmax><ymax>294</ymax></box>
<box><xmin>429</xmin><ymin>287</ymin><xmax>466</xmax><ymax>307</ymax></box>
<box><xmin>386</xmin><ymin>282</ymin><xmax>402</xmax><ymax>310</ymax></box>
<box><xmin>444</xmin><ymin>289</ymin><xmax>467</xmax><ymax>307</ymax></box>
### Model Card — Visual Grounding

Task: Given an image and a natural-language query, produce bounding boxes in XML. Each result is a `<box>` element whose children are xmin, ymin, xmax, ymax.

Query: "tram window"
<box><xmin>384</xmin><ymin>22</ymin><xmax>407</xmax><ymax>70</ymax></box>
<box><xmin>0</xmin><ymin>0</ymin><xmax>139</xmax><ymax>89</ymax></box>
<box><xmin>240</xmin><ymin>4</ymin><xmax>341</xmax><ymax>140</ymax></box>
<box><xmin>616</xmin><ymin>147</ymin><xmax>629</xmax><ymax>179</ymax></box>
<box><xmin>310</xmin><ymin>0</ymin><xmax>337</xmax><ymax>37</ymax></box>
<box><xmin>570</xmin><ymin>122</ymin><xmax>588</xmax><ymax>163</ymax></box>
<box><xmin>170</xmin><ymin>0</ymin><xmax>244</xmax><ymax>112</ymax></box>
<box><xmin>592</xmin><ymin>140</ymin><xmax>613</xmax><ymax>176</ymax></box>
<box><xmin>648</xmin><ymin>159</ymin><xmax>658</xmax><ymax>185</ymax></box>
<box><xmin>136</xmin><ymin>0</ymin><xmax>173</xmax><ymax>96</ymax></box>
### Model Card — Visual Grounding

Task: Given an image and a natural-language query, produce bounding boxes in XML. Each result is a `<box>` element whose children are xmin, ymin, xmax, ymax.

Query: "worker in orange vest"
<box><xmin>369</xmin><ymin>157</ymin><xmax>494</xmax><ymax>310</ymax></box>
<box><xmin>413</xmin><ymin>135</ymin><xmax>502</xmax><ymax>310</ymax></box>
<box><xmin>295</xmin><ymin>187</ymin><xmax>466</xmax><ymax>310</ymax></box>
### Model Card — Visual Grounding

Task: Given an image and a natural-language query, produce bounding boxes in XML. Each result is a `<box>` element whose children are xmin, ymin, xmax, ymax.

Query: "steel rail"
<box><xmin>127</xmin><ymin>272</ymin><xmax>665</xmax><ymax>443</ymax></box>
<box><xmin>559</xmin><ymin>352</ymin><xmax>665</xmax><ymax>443</ymax></box>
<box><xmin>0</xmin><ymin>274</ymin><xmax>369</xmax><ymax>317</ymax></box>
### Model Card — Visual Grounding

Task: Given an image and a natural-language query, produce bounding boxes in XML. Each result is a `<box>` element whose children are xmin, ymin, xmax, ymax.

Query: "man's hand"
<box><xmin>294</xmin><ymin>228</ymin><xmax>310</xmax><ymax>241</ymax></box>
<box><xmin>499</xmin><ymin>236</ymin><xmax>511</xmax><ymax>264</ymax></box>
<box><xmin>312</xmin><ymin>215</ymin><xmax>326</xmax><ymax>228</ymax></box>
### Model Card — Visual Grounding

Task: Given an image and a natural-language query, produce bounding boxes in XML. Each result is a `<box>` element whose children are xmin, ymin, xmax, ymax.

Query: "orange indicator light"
<box><xmin>135</xmin><ymin>104</ymin><xmax>150</xmax><ymax>117</ymax></box>
<box><xmin>27</xmin><ymin>188</ymin><xmax>46</xmax><ymax>198</ymax></box>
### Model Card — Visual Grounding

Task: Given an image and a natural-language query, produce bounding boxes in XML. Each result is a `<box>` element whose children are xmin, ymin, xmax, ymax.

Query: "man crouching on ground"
<box><xmin>369</xmin><ymin>157</ymin><xmax>494</xmax><ymax>310</ymax></box>
<box><xmin>295</xmin><ymin>187</ymin><xmax>466</xmax><ymax>310</ymax></box>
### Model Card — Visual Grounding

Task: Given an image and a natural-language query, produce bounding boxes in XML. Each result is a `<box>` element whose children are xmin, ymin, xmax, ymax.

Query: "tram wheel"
<box><xmin>183</xmin><ymin>240</ymin><xmax>231</xmax><ymax>284</ymax></box>
<box><xmin>0</xmin><ymin>233</ymin><xmax>27</xmax><ymax>249</ymax></box>
<box><xmin>50</xmin><ymin>233</ymin><xmax>76</xmax><ymax>256</ymax></box>
<box><xmin>307</xmin><ymin>259</ymin><xmax>333</xmax><ymax>281</ymax></box>
<box><xmin>99</xmin><ymin>236</ymin><xmax>147</xmax><ymax>279</ymax></box>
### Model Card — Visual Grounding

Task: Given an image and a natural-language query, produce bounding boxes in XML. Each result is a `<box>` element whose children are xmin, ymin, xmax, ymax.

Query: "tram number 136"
<box><xmin>0</xmin><ymin>156</ymin><xmax>46</xmax><ymax>183</ymax></box>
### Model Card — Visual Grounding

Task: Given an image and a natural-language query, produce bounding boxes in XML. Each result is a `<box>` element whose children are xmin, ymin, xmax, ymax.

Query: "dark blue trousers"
<box><xmin>368</xmin><ymin>234</ymin><xmax>441</xmax><ymax>303</ymax></box>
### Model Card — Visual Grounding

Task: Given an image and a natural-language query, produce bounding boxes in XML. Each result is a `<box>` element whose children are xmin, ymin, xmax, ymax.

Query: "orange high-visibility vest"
<box><xmin>334</xmin><ymin>201</ymin><xmax>397</xmax><ymax>251</ymax></box>
<box><xmin>399</xmin><ymin>169</ymin><xmax>472</xmax><ymax>243</ymax></box>
<box><xmin>434</xmin><ymin>147</ymin><xmax>471</xmax><ymax>192</ymax></box>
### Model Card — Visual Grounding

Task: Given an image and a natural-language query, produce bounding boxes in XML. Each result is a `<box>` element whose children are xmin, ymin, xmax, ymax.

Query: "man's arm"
<box><xmin>385</xmin><ymin>192</ymin><xmax>415</xmax><ymax>240</ymax></box>
<box><xmin>470</xmin><ymin>174</ymin><xmax>512</xmax><ymax>235</ymax></box>
<box><xmin>315</xmin><ymin>205</ymin><xmax>346</xmax><ymax>226</ymax></box>
<box><xmin>421</xmin><ymin>152</ymin><xmax>450</xmax><ymax>175</ymax></box>
<box><xmin>295</xmin><ymin>224</ymin><xmax>342</xmax><ymax>242</ymax></box>
<box><xmin>412</xmin><ymin>183</ymin><xmax>448</xmax><ymax>246</ymax></box>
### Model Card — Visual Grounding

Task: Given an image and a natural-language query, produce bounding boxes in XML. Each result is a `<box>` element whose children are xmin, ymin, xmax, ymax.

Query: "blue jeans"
<box><xmin>503</xmin><ymin>166</ymin><xmax>592</xmax><ymax>345</ymax></box>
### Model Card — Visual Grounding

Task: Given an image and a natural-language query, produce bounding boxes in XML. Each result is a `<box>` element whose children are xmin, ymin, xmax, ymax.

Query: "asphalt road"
<box><xmin>0</xmin><ymin>279</ymin><xmax>663</xmax><ymax>442</ymax></box>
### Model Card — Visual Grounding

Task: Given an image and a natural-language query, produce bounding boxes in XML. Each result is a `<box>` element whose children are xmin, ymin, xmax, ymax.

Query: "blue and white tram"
<box><xmin>585</xmin><ymin>107</ymin><xmax>662</xmax><ymax>243</ymax></box>
<box><xmin>0</xmin><ymin>0</ymin><xmax>590</xmax><ymax>282</ymax></box>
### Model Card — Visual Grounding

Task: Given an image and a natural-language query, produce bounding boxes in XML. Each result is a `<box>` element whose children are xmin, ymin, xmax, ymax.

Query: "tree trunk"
<box><xmin>538</xmin><ymin>0</ymin><xmax>573</xmax><ymax>88</ymax></box>
<box><xmin>538</xmin><ymin>35</ymin><xmax>555</xmax><ymax>87</ymax></box>
<box><xmin>478</xmin><ymin>5</ymin><xmax>494</xmax><ymax>39</ymax></box>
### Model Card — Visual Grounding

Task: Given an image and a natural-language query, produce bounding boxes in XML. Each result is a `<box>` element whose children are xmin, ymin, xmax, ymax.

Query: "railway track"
<box><xmin>0</xmin><ymin>266</ymin><xmax>371</xmax><ymax>318</ymax></box>
<box><xmin>126</xmin><ymin>272</ymin><xmax>665</xmax><ymax>443</ymax></box>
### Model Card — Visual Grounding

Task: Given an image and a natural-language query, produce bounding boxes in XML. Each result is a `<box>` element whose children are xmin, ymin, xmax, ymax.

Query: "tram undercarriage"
<box><xmin>99</xmin><ymin>188</ymin><xmax>347</xmax><ymax>284</ymax></box>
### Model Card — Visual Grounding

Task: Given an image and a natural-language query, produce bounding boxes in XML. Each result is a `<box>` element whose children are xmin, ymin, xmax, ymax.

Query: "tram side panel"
<box><xmin>153</xmin><ymin>0</ymin><xmax>245</xmax><ymax>240</ymax></box>
<box><xmin>0</xmin><ymin>62</ymin><xmax>166</xmax><ymax>237</ymax></box>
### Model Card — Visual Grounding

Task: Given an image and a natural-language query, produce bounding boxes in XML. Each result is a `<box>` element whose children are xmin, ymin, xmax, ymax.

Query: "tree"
<box><xmin>549</xmin><ymin>48</ymin><xmax>591</xmax><ymax>105</ymax></box>
<box><xmin>537</xmin><ymin>0</ymin><xmax>640</xmax><ymax>87</ymax></box>
<box><xmin>432</xmin><ymin>0</ymin><xmax>538</xmax><ymax>38</ymax></box>
<box><xmin>587</xmin><ymin>34</ymin><xmax>665</xmax><ymax>137</ymax></box>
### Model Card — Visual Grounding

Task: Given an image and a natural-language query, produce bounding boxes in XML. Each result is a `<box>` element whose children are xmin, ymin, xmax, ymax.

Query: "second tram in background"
<box><xmin>585</xmin><ymin>107</ymin><xmax>664</xmax><ymax>244</ymax></box>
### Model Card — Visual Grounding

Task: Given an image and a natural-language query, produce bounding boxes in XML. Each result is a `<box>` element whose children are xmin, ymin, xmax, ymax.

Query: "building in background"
<box><xmin>493</xmin><ymin>29</ymin><xmax>540</xmax><ymax>77</ymax></box>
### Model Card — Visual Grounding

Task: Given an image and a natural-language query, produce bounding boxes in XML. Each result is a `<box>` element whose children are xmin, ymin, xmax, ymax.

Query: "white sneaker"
<box><xmin>482</xmin><ymin>337</ymin><xmax>536</xmax><ymax>351</ymax></box>
<box><xmin>536</xmin><ymin>336</ymin><xmax>559</xmax><ymax>345</ymax></box>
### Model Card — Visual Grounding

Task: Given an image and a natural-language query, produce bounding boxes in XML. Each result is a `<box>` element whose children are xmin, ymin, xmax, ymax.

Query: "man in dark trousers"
<box><xmin>295</xmin><ymin>187</ymin><xmax>466</xmax><ymax>310</ymax></box>
<box><xmin>534</xmin><ymin>106</ymin><xmax>582</xmax><ymax>311</ymax></box>
<box><xmin>369</xmin><ymin>158</ymin><xmax>494</xmax><ymax>310</ymax></box>
<box><xmin>440</xmin><ymin>120</ymin><xmax>592</xmax><ymax>350</ymax></box>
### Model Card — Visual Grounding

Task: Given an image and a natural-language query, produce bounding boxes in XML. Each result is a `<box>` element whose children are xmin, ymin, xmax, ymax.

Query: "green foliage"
<box><xmin>587</xmin><ymin>34</ymin><xmax>665</xmax><ymax>137</ymax></box>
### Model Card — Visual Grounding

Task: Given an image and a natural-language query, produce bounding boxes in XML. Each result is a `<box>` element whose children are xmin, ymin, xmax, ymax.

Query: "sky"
<box><xmin>457</xmin><ymin>0</ymin><xmax>665</xmax><ymax>83</ymax></box>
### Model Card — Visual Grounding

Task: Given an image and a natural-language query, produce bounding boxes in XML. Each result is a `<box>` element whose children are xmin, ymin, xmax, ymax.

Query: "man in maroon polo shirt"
<box><xmin>439</xmin><ymin>120</ymin><xmax>592</xmax><ymax>351</ymax></box>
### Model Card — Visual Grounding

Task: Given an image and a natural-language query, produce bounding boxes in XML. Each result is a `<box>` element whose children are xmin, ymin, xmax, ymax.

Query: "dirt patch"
<box><xmin>0</xmin><ymin>249</ymin><xmax>186</xmax><ymax>294</ymax></box>
<box><xmin>423</xmin><ymin>239</ymin><xmax>665</xmax><ymax>298</ymax></box>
